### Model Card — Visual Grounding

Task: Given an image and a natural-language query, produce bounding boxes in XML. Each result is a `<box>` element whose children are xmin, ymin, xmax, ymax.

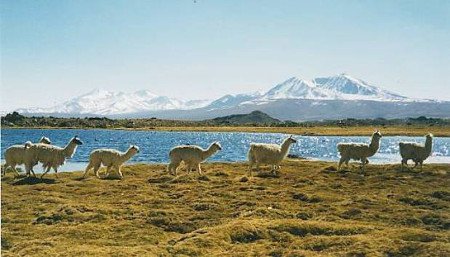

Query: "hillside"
<box><xmin>209</xmin><ymin>110</ymin><xmax>281</xmax><ymax>125</ymax></box>
<box><xmin>2</xmin><ymin>161</ymin><xmax>449</xmax><ymax>256</ymax></box>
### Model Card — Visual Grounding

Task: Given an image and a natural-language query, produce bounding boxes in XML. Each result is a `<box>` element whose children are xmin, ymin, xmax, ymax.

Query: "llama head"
<box><xmin>426</xmin><ymin>133</ymin><xmax>433</xmax><ymax>139</ymax></box>
<box><xmin>71</xmin><ymin>136</ymin><xmax>83</xmax><ymax>145</ymax></box>
<box><xmin>373</xmin><ymin>130</ymin><xmax>382</xmax><ymax>140</ymax></box>
<box><xmin>129</xmin><ymin>145</ymin><xmax>140</xmax><ymax>154</ymax></box>
<box><xmin>39</xmin><ymin>136</ymin><xmax>52</xmax><ymax>144</ymax></box>
<box><xmin>286</xmin><ymin>135</ymin><xmax>297</xmax><ymax>144</ymax></box>
<box><xmin>24</xmin><ymin>141</ymin><xmax>33</xmax><ymax>149</ymax></box>
<box><xmin>211</xmin><ymin>142</ymin><xmax>222</xmax><ymax>151</ymax></box>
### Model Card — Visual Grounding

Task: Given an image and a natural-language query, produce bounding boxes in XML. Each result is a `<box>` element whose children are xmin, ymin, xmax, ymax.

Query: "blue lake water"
<box><xmin>1</xmin><ymin>128</ymin><xmax>449</xmax><ymax>172</ymax></box>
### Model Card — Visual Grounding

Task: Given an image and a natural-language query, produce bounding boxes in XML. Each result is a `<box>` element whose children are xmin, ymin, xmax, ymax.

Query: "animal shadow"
<box><xmin>12</xmin><ymin>176</ymin><xmax>56</xmax><ymax>185</ymax></box>
<box><xmin>255</xmin><ymin>171</ymin><xmax>280</xmax><ymax>178</ymax></box>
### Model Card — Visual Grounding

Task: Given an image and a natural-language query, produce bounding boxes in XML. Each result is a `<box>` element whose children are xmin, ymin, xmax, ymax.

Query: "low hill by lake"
<box><xmin>209</xmin><ymin>110</ymin><xmax>281</xmax><ymax>125</ymax></box>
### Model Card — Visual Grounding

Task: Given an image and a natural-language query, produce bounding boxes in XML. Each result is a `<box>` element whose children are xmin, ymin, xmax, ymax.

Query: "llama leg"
<box><xmin>420</xmin><ymin>161</ymin><xmax>423</xmax><ymax>172</ymax></box>
<box><xmin>117</xmin><ymin>165</ymin><xmax>123</xmax><ymax>179</ymax></box>
<box><xmin>104</xmin><ymin>166</ymin><xmax>113</xmax><ymax>178</ymax></box>
<box><xmin>2</xmin><ymin>163</ymin><xmax>10</xmax><ymax>176</ymax></box>
<box><xmin>53</xmin><ymin>166</ymin><xmax>59</xmax><ymax>178</ymax></box>
<box><xmin>83</xmin><ymin>162</ymin><xmax>93</xmax><ymax>178</ymax></box>
<box><xmin>93</xmin><ymin>163</ymin><xmax>102</xmax><ymax>178</ymax></box>
<box><xmin>41</xmin><ymin>166</ymin><xmax>52</xmax><ymax>179</ymax></box>
<box><xmin>24</xmin><ymin>163</ymin><xmax>35</xmax><ymax>178</ymax></box>
<box><xmin>411</xmin><ymin>159</ymin><xmax>418</xmax><ymax>169</ymax></box>
<box><xmin>30</xmin><ymin>168</ymin><xmax>36</xmax><ymax>177</ymax></box>
<box><xmin>338</xmin><ymin>157</ymin><xmax>345</xmax><ymax>171</ymax></box>
<box><xmin>171</xmin><ymin>160</ymin><xmax>181</xmax><ymax>176</ymax></box>
<box><xmin>196</xmin><ymin>163</ymin><xmax>202</xmax><ymax>175</ymax></box>
<box><xmin>361</xmin><ymin>158</ymin><xmax>367</xmax><ymax>173</ymax></box>
<box><xmin>11</xmin><ymin>164</ymin><xmax>21</xmax><ymax>177</ymax></box>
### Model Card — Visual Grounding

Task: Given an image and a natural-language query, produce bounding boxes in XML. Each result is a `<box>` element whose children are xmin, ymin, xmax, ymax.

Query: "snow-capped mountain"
<box><xmin>314</xmin><ymin>74</ymin><xmax>406</xmax><ymax>101</ymax></box>
<box><xmin>17</xmin><ymin>89</ymin><xmax>211</xmax><ymax>116</ymax></box>
<box><xmin>15</xmin><ymin>73</ymin><xmax>449</xmax><ymax>120</ymax></box>
<box><xmin>256</xmin><ymin>74</ymin><xmax>406</xmax><ymax>102</ymax></box>
<box><xmin>207</xmin><ymin>92</ymin><xmax>261</xmax><ymax>109</ymax></box>
<box><xmin>262</xmin><ymin>77</ymin><xmax>330</xmax><ymax>100</ymax></box>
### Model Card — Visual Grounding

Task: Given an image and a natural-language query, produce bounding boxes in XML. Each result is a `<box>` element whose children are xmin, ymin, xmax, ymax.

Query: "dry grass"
<box><xmin>7</xmin><ymin>125</ymin><xmax>450</xmax><ymax>137</ymax></box>
<box><xmin>2</xmin><ymin>161</ymin><xmax>449</xmax><ymax>256</ymax></box>
<box><xmin>129</xmin><ymin>126</ymin><xmax>450</xmax><ymax>137</ymax></box>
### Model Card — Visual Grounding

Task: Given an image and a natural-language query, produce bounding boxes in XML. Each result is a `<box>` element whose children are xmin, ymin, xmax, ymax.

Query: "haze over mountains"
<box><xmin>17</xmin><ymin>74</ymin><xmax>450</xmax><ymax>121</ymax></box>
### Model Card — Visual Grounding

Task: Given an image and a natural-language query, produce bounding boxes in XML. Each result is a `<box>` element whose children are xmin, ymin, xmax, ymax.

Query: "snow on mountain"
<box><xmin>314</xmin><ymin>73</ymin><xmax>407</xmax><ymax>101</ymax></box>
<box><xmin>261</xmin><ymin>77</ymin><xmax>331</xmax><ymax>100</ymax></box>
<box><xmin>16</xmin><ymin>74</ymin><xmax>421</xmax><ymax>117</ymax></box>
<box><xmin>207</xmin><ymin>92</ymin><xmax>261</xmax><ymax>109</ymax></box>
<box><xmin>255</xmin><ymin>74</ymin><xmax>407</xmax><ymax>102</ymax></box>
<box><xmin>17</xmin><ymin>89</ymin><xmax>211</xmax><ymax>116</ymax></box>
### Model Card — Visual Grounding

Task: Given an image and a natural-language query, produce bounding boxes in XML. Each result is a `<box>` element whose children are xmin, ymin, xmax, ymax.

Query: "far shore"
<box><xmin>3</xmin><ymin>125</ymin><xmax>450</xmax><ymax>137</ymax></box>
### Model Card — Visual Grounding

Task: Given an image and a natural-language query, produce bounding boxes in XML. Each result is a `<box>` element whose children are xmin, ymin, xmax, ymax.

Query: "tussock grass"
<box><xmin>2</xmin><ymin>160</ymin><xmax>449</xmax><ymax>256</ymax></box>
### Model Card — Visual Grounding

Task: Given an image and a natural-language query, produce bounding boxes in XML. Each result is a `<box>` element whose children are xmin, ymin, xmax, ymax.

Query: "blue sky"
<box><xmin>1</xmin><ymin>0</ymin><xmax>449</xmax><ymax>111</ymax></box>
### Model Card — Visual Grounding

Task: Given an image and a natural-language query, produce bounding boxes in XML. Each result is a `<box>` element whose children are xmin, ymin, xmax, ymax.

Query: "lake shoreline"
<box><xmin>3</xmin><ymin>125</ymin><xmax>450</xmax><ymax>137</ymax></box>
<box><xmin>4</xmin><ymin>159</ymin><xmax>450</xmax><ymax>175</ymax></box>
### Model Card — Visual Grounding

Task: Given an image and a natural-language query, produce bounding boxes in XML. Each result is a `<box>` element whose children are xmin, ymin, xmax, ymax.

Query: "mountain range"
<box><xmin>17</xmin><ymin>74</ymin><xmax>450</xmax><ymax>121</ymax></box>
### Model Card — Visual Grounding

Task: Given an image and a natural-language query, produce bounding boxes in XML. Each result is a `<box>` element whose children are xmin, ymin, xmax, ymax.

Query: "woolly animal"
<box><xmin>2</xmin><ymin>136</ymin><xmax>52</xmax><ymax>177</ymax></box>
<box><xmin>25</xmin><ymin>136</ymin><xmax>83</xmax><ymax>178</ymax></box>
<box><xmin>248</xmin><ymin>136</ymin><xmax>297</xmax><ymax>175</ymax></box>
<box><xmin>399</xmin><ymin>133</ymin><xmax>433</xmax><ymax>172</ymax></box>
<box><xmin>83</xmin><ymin>145</ymin><xmax>139</xmax><ymax>179</ymax></box>
<box><xmin>337</xmin><ymin>131</ymin><xmax>382</xmax><ymax>172</ymax></box>
<box><xmin>167</xmin><ymin>142</ymin><xmax>222</xmax><ymax>175</ymax></box>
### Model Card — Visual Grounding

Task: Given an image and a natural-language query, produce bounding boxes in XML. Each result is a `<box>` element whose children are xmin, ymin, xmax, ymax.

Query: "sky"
<box><xmin>1</xmin><ymin>0</ymin><xmax>450</xmax><ymax>112</ymax></box>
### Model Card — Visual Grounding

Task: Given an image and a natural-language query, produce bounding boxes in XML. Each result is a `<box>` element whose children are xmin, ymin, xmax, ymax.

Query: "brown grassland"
<box><xmin>140</xmin><ymin>125</ymin><xmax>450</xmax><ymax>137</ymax></box>
<box><xmin>5</xmin><ymin>125</ymin><xmax>450</xmax><ymax>137</ymax></box>
<box><xmin>1</xmin><ymin>160</ymin><xmax>449</xmax><ymax>256</ymax></box>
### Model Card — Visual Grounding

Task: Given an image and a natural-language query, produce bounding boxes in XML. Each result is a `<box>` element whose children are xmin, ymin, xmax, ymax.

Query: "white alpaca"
<box><xmin>25</xmin><ymin>136</ymin><xmax>83</xmax><ymax>178</ymax></box>
<box><xmin>399</xmin><ymin>133</ymin><xmax>433</xmax><ymax>172</ymax></box>
<box><xmin>248</xmin><ymin>136</ymin><xmax>297</xmax><ymax>176</ymax></box>
<box><xmin>2</xmin><ymin>137</ymin><xmax>52</xmax><ymax>177</ymax></box>
<box><xmin>337</xmin><ymin>131</ymin><xmax>382</xmax><ymax>172</ymax></box>
<box><xmin>167</xmin><ymin>142</ymin><xmax>222</xmax><ymax>175</ymax></box>
<box><xmin>83</xmin><ymin>145</ymin><xmax>139</xmax><ymax>179</ymax></box>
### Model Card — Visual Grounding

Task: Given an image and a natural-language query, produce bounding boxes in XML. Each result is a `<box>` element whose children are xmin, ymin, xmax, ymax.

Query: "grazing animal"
<box><xmin>25</xmin><ymin>136</ymin><xmax>83</xmax><ymax>178</ymax></box>
<box><xmin>83</xmin><ymin>145</ymin><xmax>140</xmax><ymax>179</ymax></box>
<box><xmin>2</xmin><ymin>136</ymin><xmax>52</xmax><ymax>177</ymax></box>
<box><xmin>248</xmin><ymin>136</ymin><xmax>297</xmax><ymax>176</ymax></box>
<box><xmin>337</xmin><ymin>131</ymin><xmax>382</xmax><ymax>172</ymax></box>
<box><xmin>167</xmin><ymin>142</ymin><xmax>222</xmax><ymax>175</ymax></box>
<box><xmin>399</xmin><ymin>133</ymin><xmax>433</xmax><ymax>172</ymax></box>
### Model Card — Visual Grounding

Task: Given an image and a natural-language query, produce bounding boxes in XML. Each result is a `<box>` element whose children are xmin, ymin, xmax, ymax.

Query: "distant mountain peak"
<box><xmin>16</xmin><ymin>73</ymin><xmax>421</xmax><ymax>118</ymax></box>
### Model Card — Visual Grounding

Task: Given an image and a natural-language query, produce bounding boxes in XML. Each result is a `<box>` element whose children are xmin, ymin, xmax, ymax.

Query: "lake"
<box><xmin>1</xmin><ymin>128</ymin><xmax>449</xmax><ymax>172</ymax></box>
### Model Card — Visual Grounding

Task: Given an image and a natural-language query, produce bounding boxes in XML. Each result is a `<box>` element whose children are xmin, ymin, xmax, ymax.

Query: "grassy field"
<box><xmin>5</xmin><ymin>125</ymin><xmax>450</xmax><ymax>137</ymax></box>
<box><xmin>1</xmin><ymin>161</ymin><xmax>450</xmax><ymax>256</ymax></box>
<box><xmin>142</xmin><ymin>125</ymin><xmax>450</xmax><ymax>137</ymax></box>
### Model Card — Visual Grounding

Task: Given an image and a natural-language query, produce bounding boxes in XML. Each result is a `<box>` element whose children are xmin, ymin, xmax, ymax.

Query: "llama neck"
<box><xmin>201</xmin><ymin>145</ymin><xmax>218</xmax><ymax>159</ymax></box>
<box><xmin>280</xmin><ymin>140</ymin><xmax>293</xmax><ymax>157</ymax></box>
<box><xmin>120</xmin><ymin>149</ymin><xmax>135</xmax><ymax>162</ymax></box>
<box><xmin>424</xmin><ymin>137</ymin><xmax>433</xmax><ymax>156</ymax></box>
<box><xmin>62</xmin><ymin>142</ymin><xmax>78</xmax><ymax>158</ymax></box>
<box><xmin>369</xmin><ymin>136</ymin><xmax>381</xmax><ymax>154</ymax></box>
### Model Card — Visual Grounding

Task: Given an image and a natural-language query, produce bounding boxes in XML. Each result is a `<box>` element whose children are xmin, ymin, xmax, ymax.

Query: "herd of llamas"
<box><xmin>2</xmin><ymin>131</ymin><xmax>434</xmax><ymax>179</ymax></box>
